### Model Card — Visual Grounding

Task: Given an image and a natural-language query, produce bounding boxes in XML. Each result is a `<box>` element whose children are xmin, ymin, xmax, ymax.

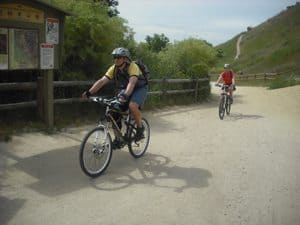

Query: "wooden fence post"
<box><xmin>162</xmin><ymin>78</ymin><xmax>167</xmax><ymax>101</ymax></box>
<box><xmin>42</xmin><ymin>70</ymin><xmax>54</xmax><ymax>129</ymax></box>
<box><xmin>194</xmin><ymin>78</ymin><xmax>199</xmax><ymax>103</ymax></box>
<box><xmin>37</xmin><ymin>76</ymin><xmax>44</xmax><ymax>120</ymax></box>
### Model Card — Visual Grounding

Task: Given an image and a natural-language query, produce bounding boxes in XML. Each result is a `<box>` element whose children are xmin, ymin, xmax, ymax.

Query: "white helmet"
<box><xmin>224</xmin><ymin>64</ymin><xmax>230</xmax><ymax>69</ymax></box>
<box><xmin>111</xmin><ymin>47</ymin><xmax>131</xmax><ymax>59</ymax></box>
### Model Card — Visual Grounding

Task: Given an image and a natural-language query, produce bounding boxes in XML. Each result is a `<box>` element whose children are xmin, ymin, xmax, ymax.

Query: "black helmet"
<box><xmin>111</xmin><ymin>47</ymin><xmax>130</xmax><ymax>59</ymax></box>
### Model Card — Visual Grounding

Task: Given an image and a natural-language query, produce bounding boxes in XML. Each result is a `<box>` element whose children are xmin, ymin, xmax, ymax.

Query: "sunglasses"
<box><xmin>113</xmin><ymin>56</ymin><xmax>123</xmax><ymax>59</ymax></box>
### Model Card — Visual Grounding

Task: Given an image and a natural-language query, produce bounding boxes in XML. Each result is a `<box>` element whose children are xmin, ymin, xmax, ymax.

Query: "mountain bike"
<box><xmin>216</xmin><ymin>84</ymin><xmax>233</xmax><ymax>120</ymax></box>
<box><xmin>79</xmin><ymin>96</ymin><xmax>150</xmax><ymax>177</ymax></box>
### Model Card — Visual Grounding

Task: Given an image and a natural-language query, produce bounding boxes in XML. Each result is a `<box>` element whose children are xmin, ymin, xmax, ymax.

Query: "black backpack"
<box><xmin>133</xmin><ymin>59</ymin><xmax>150</xmax><ymax>84</ymax></box>
<box><xmin>113</xmin><ymin>60</ymin><xmax>150</xmax><ymax>88</ymax></box>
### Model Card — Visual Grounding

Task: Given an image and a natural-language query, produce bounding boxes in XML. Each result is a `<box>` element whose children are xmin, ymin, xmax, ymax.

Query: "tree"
<box><xmin>216</xmin><ymin>48</ymin><xmax>224</xmax><ymax>58</ymax></box>
<box><xmin>145</xmin><ymin>33</ymin><xmax>170</xmax><ymax>53</ymax></box>
<box><xmin>157</xmin><ymin>38</ymin><xmax>217</xmax><ymax>78</ymax></box>
<box><xmin>91</xmin><ymin>0</ymin><xmax>119</xmax><ymax>17</ymax></box>
<box><xmin>53</xmin><ymin>0</ymin><xmax>127</xmax><ymax>79</ymax></box>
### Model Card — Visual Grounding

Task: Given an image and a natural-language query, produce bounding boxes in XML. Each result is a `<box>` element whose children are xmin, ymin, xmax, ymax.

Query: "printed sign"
<box><xmin>9</xmin><ymin>29</ymin><xmax>38</xmax><ymax>69</ymax></box>
<box><xmin>46</xmin><ymin>18</ymin><xmax>59</xmax><ymax>44</ymax></box>
<box><xmin>0</xmin><ymin>3</ymin><xmax>44</xmax><ymax>24</ymax></box>
<box><xmin>40</xmin><ymin>43</ymin><xmax>54</xmax><ymax>69</ymax></box>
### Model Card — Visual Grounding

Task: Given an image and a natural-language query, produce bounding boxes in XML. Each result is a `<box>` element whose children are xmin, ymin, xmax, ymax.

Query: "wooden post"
<box><xmin>37</xmin><ymin>76</ymin><xmax>44</xmax><ymax>120</ymax></box>
<box><xmin>194</xmin><ymin>78</ymin><xmax>199</xmax><ymax>103</ymax></box>
<box><xmin>42</xmin><ymin>70</ymin><xmax>54</xmax><ymax>129</ymax></box>
<box><xmin>162</xmin><ymin>78</ymin><xmax>167</xmax><ymax>101</ymax></box>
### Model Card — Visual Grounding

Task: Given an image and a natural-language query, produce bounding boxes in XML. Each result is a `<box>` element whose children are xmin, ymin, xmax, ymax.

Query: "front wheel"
<box><xmin>128</xmin><ymin>118</ymin><xmax>150</xmax><ymax>158</ymax></box>
<box><xmin>226</xmin><ymin>96</ymin><xmax>231</xmax><ymax>115</ymax></box>
<box><xmin>219</xmin><ymin>95</ymin><xmax>226</xmax><ymax>120</ymax></box>
<box><xmin>79</xmin><ymin>126</ymin><xmax>112</xmax><ymax>177</ymax></box>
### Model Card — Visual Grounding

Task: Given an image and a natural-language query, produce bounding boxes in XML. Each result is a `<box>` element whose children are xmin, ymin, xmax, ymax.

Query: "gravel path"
<box><xmin>1</xmin><ymin>85</ymin><xmax>300</xmax><ymax>225</ymax></box>
<box><xmin>235</xmin><ymin>34</ymin><xmax>243</xmax><ymax>60</ymax></box>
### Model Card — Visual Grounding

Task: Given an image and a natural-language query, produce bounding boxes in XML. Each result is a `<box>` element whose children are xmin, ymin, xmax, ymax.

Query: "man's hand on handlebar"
<box><xmin>81</xmin><ymin>90</ymin><xmax>91</xmax><ymax>99</ymax></box>
<box><xmin>117</xmin><ymin>90</ymin><xmax>129</xmax><ymax>104</ymax></box>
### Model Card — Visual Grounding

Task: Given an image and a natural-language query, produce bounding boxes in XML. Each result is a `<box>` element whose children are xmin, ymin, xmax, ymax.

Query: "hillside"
<box><xmin>215</xmin><ymin>3</ymin><xmax>300</xmax><ymax>75</ymax></box>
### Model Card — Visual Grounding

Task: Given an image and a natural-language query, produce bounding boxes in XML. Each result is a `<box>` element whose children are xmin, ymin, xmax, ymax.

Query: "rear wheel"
<box><xmin>128</xmin><ymin>118</ymin><xmax>150</xmax><ymax>158</ymax></box>
<box><xmin>219</xmin><ymin>95</ymin><xmax>226</xmax><ymax>120</ymax></box>
<box><xmin>79</xmin><ymin>126</ymin><xmax>112</xmax><ymax>177</ymax></box>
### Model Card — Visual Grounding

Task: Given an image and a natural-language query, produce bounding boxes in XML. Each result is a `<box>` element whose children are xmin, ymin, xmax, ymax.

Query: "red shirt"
<box><xmin>221</xmin><ymin>70</ymin><xmax>234</xmax><ymax>85</ymax></box>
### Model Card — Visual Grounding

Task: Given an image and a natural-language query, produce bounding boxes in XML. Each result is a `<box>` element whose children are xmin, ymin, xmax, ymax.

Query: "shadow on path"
<box><xmin>227</xmin><ymin>113</ymin><xmax>264</xmax><ymax>121</ymax></box>
<box><xmin>91</xmin><ymin>152</ymin><xmax>212</xmax><ymax>193</ymax></box>
<box><xmin>1</xmin><ymin>147</ymin><xmax>212</xmax><ymax>196</ymax></box>
<box><xmin>0</xmin><ymin>196</ymin><xmax>25</xmax><ymax>225</ymax></box>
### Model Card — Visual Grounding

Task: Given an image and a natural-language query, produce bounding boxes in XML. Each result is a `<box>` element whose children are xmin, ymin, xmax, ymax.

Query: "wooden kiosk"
<box><xmin>0</xmin><ymin>0</ymin><xmax>70</xmax><ymax>128</ymax></box>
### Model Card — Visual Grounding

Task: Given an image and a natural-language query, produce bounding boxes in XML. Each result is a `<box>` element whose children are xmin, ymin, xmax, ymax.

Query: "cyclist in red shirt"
<box><xmin>215</xmin><ymin>64</ymin><xmax>236</xmax><ymax>102</ymax></box>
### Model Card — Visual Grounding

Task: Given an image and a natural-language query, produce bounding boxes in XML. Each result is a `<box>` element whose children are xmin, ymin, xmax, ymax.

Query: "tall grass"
<box><xmin>269</xmin><ymin>75</ymin><xmax>300</xmax><ymax>89</ymax></box>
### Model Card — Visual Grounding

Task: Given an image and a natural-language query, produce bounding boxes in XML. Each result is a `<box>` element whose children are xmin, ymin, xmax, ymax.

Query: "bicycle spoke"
<box><xmin>128</xmin><ymin>118</ymin><xmax>150</xmax><ymax>158</ymax></box>
<box><xmin>79</xmin><ymin>127</ymin><xmax>112</xmax><ymax>177</ymax></box>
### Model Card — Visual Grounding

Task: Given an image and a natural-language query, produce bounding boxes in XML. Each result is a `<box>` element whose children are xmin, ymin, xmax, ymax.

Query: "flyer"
<box><xmin>40</xmin><ymin>43</ymin><xmax>54</xmax><ymax>69</ymax></box>
<box><xmin>46</xmin><ymin>18</ymin><xmax>59</xmax><ymax>44</ymax></box>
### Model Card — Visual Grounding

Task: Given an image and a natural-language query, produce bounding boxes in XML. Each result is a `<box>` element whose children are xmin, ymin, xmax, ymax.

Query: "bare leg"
<box><xmin>129</xmin><ymin>101</ymin><xmax>142</xmax><ymax>127</ymax></box>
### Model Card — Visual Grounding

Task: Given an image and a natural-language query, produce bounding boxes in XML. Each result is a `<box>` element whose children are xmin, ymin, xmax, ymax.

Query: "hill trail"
<box><xmin>234</xmin><ymin>34</ymin><xmax>243</xmax><ymax>60</ymax></box>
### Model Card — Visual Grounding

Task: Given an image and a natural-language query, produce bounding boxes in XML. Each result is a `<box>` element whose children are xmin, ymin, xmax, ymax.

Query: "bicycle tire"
<box><xmin>79</xmin><ymin>126</ymin><xmax>112</xmax><ymax>177</ymax></box>
<box><xmin>219</xmin><ymin>95</ymin><xmax>226</xmax><ymax>120</ymax></box>
<box><xmin>128</xmin><ymin>118</ymin><xmax>150</xmax><ymax>158</ymax></box>
<box><xmin>226</xmin><ymin>97</ymin><xmax>231</xmax><ymax>115</ymax></box>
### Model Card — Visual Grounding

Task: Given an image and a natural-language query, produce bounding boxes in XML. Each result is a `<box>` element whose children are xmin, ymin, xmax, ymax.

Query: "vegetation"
<box><xmin>48</xmin><ymin>0</ymin><xmax>216</xmax><ymax>81</ymax></box>
<box><xmin>50</xmin><ymin>0</ymin><xmax>130</xmax><ymax>80</ymax></box>
<box><xmin>215</xmin><ymin>3</ymin><xmax>300</xmax><ymax>77</ymax></box>
<box><xmin>269</xmin><ymin>75</ymin><xmax>300</xmax><ymax>89</ymax></box>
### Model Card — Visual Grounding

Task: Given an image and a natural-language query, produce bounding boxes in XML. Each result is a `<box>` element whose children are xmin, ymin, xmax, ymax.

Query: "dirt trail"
<box><xmin>1</xmin><ymin>85</ymin><xmax>300</xmax><ymax>225</ymax></box>
<box><xmin>235</xmin><ymin>34</ymin><xmax>243</xmax><ymax>60</ymax></box>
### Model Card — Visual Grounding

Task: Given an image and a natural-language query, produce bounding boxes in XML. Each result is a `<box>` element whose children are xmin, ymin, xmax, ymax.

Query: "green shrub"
<box><xmin>269</xmin><ymin>75</ymin><xmax>299</xmax><ymax>89</ymax></box>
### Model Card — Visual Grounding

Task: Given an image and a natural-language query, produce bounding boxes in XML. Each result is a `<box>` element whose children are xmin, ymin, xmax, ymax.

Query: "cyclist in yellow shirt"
<box><xmin>82</xmin><ymin>48</ymin><xmax>148</xmax><ymax>149</ymax></box>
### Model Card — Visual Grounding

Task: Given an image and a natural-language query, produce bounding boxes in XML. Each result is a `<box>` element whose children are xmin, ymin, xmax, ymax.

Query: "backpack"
<box><xmin>113</xmin><ymin>60</ymin><xmax>150</xmax><ymax>88</ymax></box>
<box><xmin>133</xmin><ymin>59</ymin><xmax>150</xmax><ymax>84</ymax></box>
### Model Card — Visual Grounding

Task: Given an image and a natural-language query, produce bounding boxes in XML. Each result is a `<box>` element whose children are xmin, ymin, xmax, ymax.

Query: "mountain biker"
<box><xmin>81</xmin><ymin>47</ymin><xmax>148</xmax><ymax>149</ymax></box>
<box><xmin>215</xmin><ymin>63</ymin><xmax>236</xmax><ymax>102</ymax></box>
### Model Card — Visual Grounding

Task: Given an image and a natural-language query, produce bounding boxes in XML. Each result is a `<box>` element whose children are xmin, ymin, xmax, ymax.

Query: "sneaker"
<box><xmin>135</xmin><ymin>126</ymin><xmax>145</xmax><ymax>142</ymax></box>
<box><xmin>111</xmin><ymin>138</ymin><xmax>121</xmax><ymax>150</ymax></box>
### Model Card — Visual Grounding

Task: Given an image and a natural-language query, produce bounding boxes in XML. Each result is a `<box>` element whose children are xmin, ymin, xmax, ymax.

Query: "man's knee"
<box><xmin>129</xmin><ymin>101</ymin><xmax>139</xmax><ymax>111</ymax></box>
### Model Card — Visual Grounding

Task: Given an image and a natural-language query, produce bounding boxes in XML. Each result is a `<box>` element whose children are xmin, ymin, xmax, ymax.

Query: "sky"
<box><xmin>117</xmin><ymin>0</ymin><xmax>299</xmax><ymax>46</ymax></box>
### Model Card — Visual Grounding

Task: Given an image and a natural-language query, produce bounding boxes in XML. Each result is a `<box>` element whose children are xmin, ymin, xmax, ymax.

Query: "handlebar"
<box><xmin>89</xmin><ymin>96</ymin><xmax>119</xmax><ymax>106</ymax></box>
<box><xmin>89</xmin><ymin>96</ymin><xmax>128</xmax><ymax>113</ymax></box>
<box><xmin>215</xmin><ymin>83</ymin><xmax>233</xmax><ymax>88</ymax></box>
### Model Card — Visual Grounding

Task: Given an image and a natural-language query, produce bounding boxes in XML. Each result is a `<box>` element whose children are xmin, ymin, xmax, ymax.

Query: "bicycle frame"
<box><xmin>220</xmin><ymin>84</ymin><xmax>231</xmax><ymax>97</ymax></box>
<box><xmin>98</xmin><ymin>98</ymin><xmax>136</xmax><ymax>144</ymax></box>
<box><xmin>217</xmin><ymin>84</ymin><xmax>232</xmax><ymax>119</ymax></box>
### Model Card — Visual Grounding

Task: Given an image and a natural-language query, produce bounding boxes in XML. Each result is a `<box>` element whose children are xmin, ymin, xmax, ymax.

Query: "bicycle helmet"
<box><xmin>224</xmin><ymin>63</ymin><xmax>230</xmax><ymax>69</ymax></box>
<box><xmin>112</xmin><ymin>47</ymin><xmax>131</xmax><ymax>59</ymax></box>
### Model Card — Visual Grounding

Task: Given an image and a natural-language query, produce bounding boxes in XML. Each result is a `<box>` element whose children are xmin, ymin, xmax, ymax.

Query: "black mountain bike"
<box><xmin>216</xmin><ymin>84</ymin><xmax>233</xmax><ymax>120</ymax></box>
<box><xmin>79</xmin><ymin>96</ymin><xmax>150</xmax><ymax>177</ymax></box>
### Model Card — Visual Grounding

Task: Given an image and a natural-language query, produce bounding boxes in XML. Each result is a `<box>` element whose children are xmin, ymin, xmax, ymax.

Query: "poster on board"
<box><xmin>9</xmin><ymin>29</ymin><xmax>38</xmax><ymax>70</ymax></box>
<box><xmin>40</xmin><ymin>43</ymin><xmax>54</xmax><ymax>69</ymax></box>
<box><xmin>46</xmin><ymin>18</ymin><xmax>59</xmax><ymax>44</ymax></box>
<box><xmin>0</xmin><ymin>28</ymin><xmax>8</xmax><ymax>70</ymax></box>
